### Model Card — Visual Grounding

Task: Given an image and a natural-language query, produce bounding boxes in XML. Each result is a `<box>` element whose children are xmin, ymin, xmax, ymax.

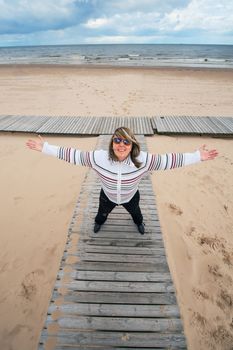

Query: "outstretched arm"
<box><xmin>26</xmin><ymin>135</ymin><xmax>93</xmax><ymax>167</ymax></box>
<box><xmin>147</xmin><ymin>145</ymin><xmax>218</xmax><ymax>171</ymax></box>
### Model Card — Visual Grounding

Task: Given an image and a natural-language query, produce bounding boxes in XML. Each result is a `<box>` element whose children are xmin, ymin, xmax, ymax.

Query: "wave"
<box><xmin>0</xmin><ymin>44</ymin><xmax>232</xmax><ymax>69</ymax></box>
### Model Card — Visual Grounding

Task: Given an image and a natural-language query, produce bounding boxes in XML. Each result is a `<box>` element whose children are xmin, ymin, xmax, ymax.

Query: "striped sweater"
<box><xmin>42</xmin><ymin>142</ymin><xmax>201</xmax><ymax>204</ymax></box>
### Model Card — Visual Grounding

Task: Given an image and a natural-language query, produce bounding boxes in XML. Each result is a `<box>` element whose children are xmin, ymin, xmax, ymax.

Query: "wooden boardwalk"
<box><xmin>151</xmin><ymin>116</ymin><xmax>233</xmax><ymax>136</ymax></box>
<box><xmin>38</xmin><ymin>135</ymin><xmax>187</xmax><ymax>350</ymax></box>
<box><xmin>0</xmin><ymin>114</ymin><xmax>233</xmax><ymax>136</ymax></box>
<box><xmin>0</xmin><ymin>115</ymin><xmax>154</xmax><ymax>135</ymax></box>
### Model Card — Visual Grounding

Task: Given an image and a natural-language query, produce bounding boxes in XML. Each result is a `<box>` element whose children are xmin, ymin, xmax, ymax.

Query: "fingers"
<box><xmin>26</xmin><ymin>139</ymin><xmax>37</xmax><ymax>150</ymax></box>
<box><xmin>26</xmin><ymin>139</ymin><xmax>35</xmax><ymax>148</ymax></box>
<box><xmin>209</xmin><ymin>149</ymin><xmax>219</xmax><ymax>158</ymax></box>
<box><xmin>199</xmin><ymin>145</ymin><xmax>218</xmax><ymax>161</ymax></box>
<box><xmin>205</xmin><ymin>149</ymin><xmax>219</xmax><ymax>160</ymax></box>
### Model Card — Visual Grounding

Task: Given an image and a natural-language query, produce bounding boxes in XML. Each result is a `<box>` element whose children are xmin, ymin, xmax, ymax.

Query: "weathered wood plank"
<box><xmin>71</xmin><ymin>252</ymin><xmax>167</xmax><ymax>263</ymax></box>
<box><xmin>40</xmin><ymin>331</ymin><xmax>186</xmax><ymax>348</ymax></box>
<box><xmin>52</xmin><ymin>347</ymin><xmax>166</xmax><ymax>350</ymax></box>
<box><xmin>215</xmin><ymin>116</ymin><xmax>233</xmax><ymax>132</ymax></box>
<box><xmin>67</xmin><ymin>261</ymin><xmax>169</xmax><ymax>272</ymax></box>
<box><xmin>0</xmin><ymin>115</ymin><xmax>26</xmax><ymax>130</ymax></box>
<box><xmin>58</xmin><ymin>270</ymin><xmax>172</xmax><ymax>282</ymax></box>
<box><xmin>4</xmin><ymin>115</ymin><xmax>50</xmax><ymax>132</ymax></box>
<box><xmin>77</xmin><ymin>237</ymin><xmax>163</xmax><ymax>247</ymax></box>
<box><xmin>72</xmin><ymin>218</ymin><xmax>158</xmax><ymax>228</ymax></box>
<box><xmin>71</xmin><ymin>234</ymin><xmax>160</xmax><ymax>241</ymax></box>
<box><xmin>55</xmin><ymin>280</ymin><xmax>174</xmax><ymax>293</ymax></box>
<box><xmin>77</xmin><ymin>231</ymin><xmax>162</xmax><ymax>240</ymax></box>
<box><xmin>48</xmin><ymin>303</ymin><xmax>180</xmax><ymax>317</ymax></box>
<box><xmin>46</xmin><ymin>315</ymin><xmax>183</xmax><ymax>332</ymax></box>
<box><xmin>80</xmin><ymin>245</ymin><xmax>166</xmax><ymax>255</ymax></box>
<box><xmin>77</xmin><ymin>221</ymin><xmax>161</xmax><ymax>231</ymax></box>
<box><xmin>153</xmin><ymin>115</ymin><xmax>233</xmax><ymax>136</ymax></box>
<box><xmin>52</xmin><ymin>291</ymin><xmax>177</xmax><ymax>305</ymax></box>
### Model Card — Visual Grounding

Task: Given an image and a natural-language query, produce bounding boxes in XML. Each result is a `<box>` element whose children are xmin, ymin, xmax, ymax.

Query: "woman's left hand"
<box><xmin>199</xmin><ymin>144</ymin><xmax>218</xmax><ymax>161</ymax></box>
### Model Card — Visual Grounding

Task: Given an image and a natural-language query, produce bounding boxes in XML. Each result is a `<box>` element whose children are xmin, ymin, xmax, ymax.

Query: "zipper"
<box><xmin>117</xmin><ymin>162</ymin><xmax>122</xmax><ymax>204</ymax></box>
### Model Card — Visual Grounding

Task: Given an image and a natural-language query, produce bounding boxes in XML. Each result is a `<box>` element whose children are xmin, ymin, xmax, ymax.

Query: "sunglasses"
<box><xmin>113</xmin><ymin>137</ymin><xmax>132</xmax><ymax>146</ymax></box>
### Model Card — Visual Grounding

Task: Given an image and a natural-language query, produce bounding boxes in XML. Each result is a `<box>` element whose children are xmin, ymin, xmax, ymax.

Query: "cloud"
<box><xmin>159</xmin><ymin>0</ymin><xmax>233</xmax><ymax>33</ymax></box>
<box><xmin>0</xmin><ymin>0</ymin><xmax>232</xmax><ymax>45</ymax></box>
<box><xmin>0</xmin><ymin>0</ymin><xmax>93</xmax><ymax>34</ymax></box>
<box><xmin>85</xmin><ymin>17</ymin><xmax>113</xmax><ymax>29</ymax></box>
<box><xmin>82</xmin><ymin>0</ymin><xmax>233</xmax><ymax>41</ymax></box>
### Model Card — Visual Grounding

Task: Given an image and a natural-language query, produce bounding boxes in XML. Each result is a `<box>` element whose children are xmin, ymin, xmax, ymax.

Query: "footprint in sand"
<box><xmin>168</xmin><ymin>203</ymin><xmax>183</xmax><ymax>215</ymax></box>
<box><xmin>211</xmin><ymin>326</ymin><xmax>233</xmax><ymax>348</ymax></box>
<box><xmin>191</xmin><ymin>311</ymin><xmax>207</xmax><ymax>328</ymax></box>
<box><xmin>192</xmin><ymin>287</ymin><xmax>210</xmax><ymax>301</ymax></box>
<box><xmin>222</xmin><ymin>249</ymin><xmax>233</xmax><ymax>266</ymax></box>
<box><xmin>196</xmin><ymin>235</ymin><xmax>233</xmax><ymax>266</ymax></box>
<box><xmin>216</xmin><ymin>289</ymin><xmax>233</xmax><ymax>311</ymax></box>
<box><xmin>19</xmin><ymin>269</ymin><xmax>44</xmax><ymax>301</ymax></box>
<box><xmin>208</xmin><ymin>264</ymin><xmax>223</xmax><ymax>278</ymax></box>
<box><xmin>196</xmin><ymin>235</ymin><xmax>225</xmax><ymax>251</ymax></box>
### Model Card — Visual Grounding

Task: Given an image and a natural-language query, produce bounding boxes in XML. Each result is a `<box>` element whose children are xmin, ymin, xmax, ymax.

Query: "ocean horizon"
<box><xmin>0</xmin><ymin>43</ymin><xmax>233</xmax><ymax>69</ymax></box>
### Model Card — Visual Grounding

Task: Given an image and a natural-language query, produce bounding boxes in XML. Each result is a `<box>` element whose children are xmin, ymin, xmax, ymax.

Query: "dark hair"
<box><xmin>109</xmin><ymin>126</ymin><xmax>142</xmax><ymax>168</ymax></box>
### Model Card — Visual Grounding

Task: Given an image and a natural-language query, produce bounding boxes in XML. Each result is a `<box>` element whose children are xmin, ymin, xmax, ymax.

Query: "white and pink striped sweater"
<box><xmin>42</xmin><ymin>142</ymin><xmax>201</xmax><ymax>205</ymax></box>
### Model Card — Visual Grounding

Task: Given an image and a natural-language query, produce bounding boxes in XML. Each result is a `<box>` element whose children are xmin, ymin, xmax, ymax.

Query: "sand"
<box><xmin>0</xmin><ymin>65</ymin><xmax>233</xmax><ymax>350</ymax></box>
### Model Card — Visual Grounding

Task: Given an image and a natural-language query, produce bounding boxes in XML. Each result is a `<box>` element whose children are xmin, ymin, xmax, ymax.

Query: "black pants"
<box><xmin>95</xmin><ymin>189</ymin><xmax>143</xmax><ymax>225</ymax></box>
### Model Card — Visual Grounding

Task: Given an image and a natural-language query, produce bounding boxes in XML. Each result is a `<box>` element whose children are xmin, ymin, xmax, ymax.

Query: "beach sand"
<box><xmin>0</xmin><ymin>65</ymin><xmax>233</xmax><ymax>350</ymax></box>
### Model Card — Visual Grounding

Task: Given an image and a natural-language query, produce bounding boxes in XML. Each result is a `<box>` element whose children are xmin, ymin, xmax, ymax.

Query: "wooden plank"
<box><xmin>188</xmin><ymin>116</ymin><xmax>215</xmax><ymax>134</ymax></box>
<box><xmin>51</xmin><ymin>344</ymin><xmax>167</xmax><ymax>350</ymax></box>
<box><xmin>48</xmin><ymin>303</ymin><xmax>180</xmax><ymax>317</ymax></box>
<box><xmin>68</xmin><ymin>261</ymin><xmax>169</xmax><ymax>272</ymax></box>
<box><xmin>0</xmin><ymin>115</ymin><xmax>8</xmax><ymax>121</ymax></box>
<box><xmin>80</xmin><ymin>245</ymin><xmax>166</xmax><ymax>255</ymax></box>
<box><xmin>71</xmin><ymin>231</ymin><xmax>162</xmax><ymax>239</ymax></box>
<box><xmin>86</xmin><ymin>201</ymin><xmax>159</xmax><ymax>210</ymax></box>
<box><xmin>73</xmin><ymin>252</ymin><xmax>166</xmax><ymax>263</ymax></box>
<box><xmin>81</xmin><ymin>232</ymin><xmax>161</xmax><ymax>240</ymax></box>
<box><xmin>4</xmin><ymin>115</ymin><xmax>50</xmax><ymax>132</ymax></box>
<box><xmin>46</xmin><ymin>315</ymin><xmax>183</xmax><ymax>332</ymax></box>
<box><xmin>58</xmin><ymin>270</ymin><xmax>172</xmax><ymax>282</ymax></box>
<box><xmin>80</xmin><ymin>218</ymin><xmax>160</xmax><ymax>228</ymax></box>
<box><xmin>52</xmin><ymin>347</ymin><xmax>166</xmax><ymax>350</ymax></box>
<box><xmin>76</xmin><ymin>214</ymin><xmax>160</xmax><ymax>224</ymax></box>
<box><xmin>215</xmin><ymin>117</ymin><xmax>233</xmax><ymax>133</ymax></box>
<box><xmin>40</xmin><ymin>331</ymin><xmax>186</xmax><ymax>348</ymax></box>
<box><xmin>52</xmin><ymin>291</ymin><xmax>177</xmax><ymax>305</ymax></box>
<box><xmin>77</xmin><ymin>237</ymin><xmax>164</xmax><ymax>247</ymax></box>
<box><xmin>0</xmin><ymin>115</ymin><xmax>26</xmax><ymax>130</ymax></box>
<box><xmin>207</xmin><ymin>117</ymin><xmax>231</xmax><ymax>134</ymax></box>
<box><xmin>55</xmin><ymin>280</ymin><xmax>174</xmax><ymax>293</ymax></box>
<box><xmin>153</xmin><ymin>115</ymin><xmax>233</xmax><ymax>136</ymax></box>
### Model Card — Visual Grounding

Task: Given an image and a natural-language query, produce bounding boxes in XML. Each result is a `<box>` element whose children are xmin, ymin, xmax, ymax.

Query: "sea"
<box><xmin>0</xmin><ymin>44</ymin><xmax>232</xmax><ymax>69</ymax></box>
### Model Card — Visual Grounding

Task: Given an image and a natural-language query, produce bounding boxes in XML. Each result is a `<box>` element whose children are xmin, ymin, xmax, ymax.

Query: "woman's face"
<box><xmin>112</xmin><ymin>136</ymin><xmax>132</xmax><ymax>161</ymax></box>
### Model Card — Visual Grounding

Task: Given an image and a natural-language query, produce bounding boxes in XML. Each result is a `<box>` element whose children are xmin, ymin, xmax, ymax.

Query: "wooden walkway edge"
<box><xmin>38</xmin><ymin>135</ymin><xmax>187</xmax><ymax>350</ymax></box>
<box><xmin>0</xmin><ymin>114</ymin><xmax>233</xmax><ymax>136</ymax></box>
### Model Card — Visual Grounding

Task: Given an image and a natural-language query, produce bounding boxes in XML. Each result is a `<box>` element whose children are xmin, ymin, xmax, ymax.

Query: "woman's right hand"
<box><xmin>26</xmin><ymin>135</ymin><xmax>45</xmax><ymax>152</ymax></box>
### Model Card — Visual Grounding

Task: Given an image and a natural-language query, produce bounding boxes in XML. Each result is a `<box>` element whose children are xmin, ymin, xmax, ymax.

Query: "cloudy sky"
<box><xmin>0</xmin><ymin>0</ymin><xmax>232</xmax><ymax>47</ymax></box>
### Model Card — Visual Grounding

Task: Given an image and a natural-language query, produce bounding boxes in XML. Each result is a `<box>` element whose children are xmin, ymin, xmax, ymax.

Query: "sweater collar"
<box><xmin>112</xmin><ymin>155</ymin><xmax>135</xmax><ymax>167</ymax></box>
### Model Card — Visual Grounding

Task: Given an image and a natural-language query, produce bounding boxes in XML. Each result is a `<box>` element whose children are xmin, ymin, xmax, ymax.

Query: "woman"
<box><xmin>26</xmin><ymin>127</ymin><xmax>218</xmax><ymax>234</ymax></box>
